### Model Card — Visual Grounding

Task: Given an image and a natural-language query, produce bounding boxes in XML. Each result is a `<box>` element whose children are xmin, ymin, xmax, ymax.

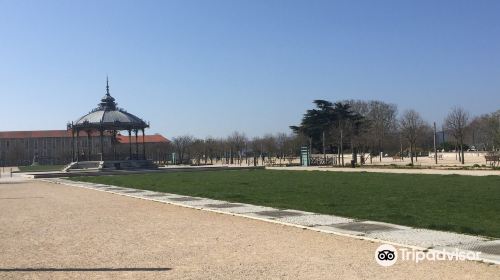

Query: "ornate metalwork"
<box><xmin>67</xmin><ymin>78</ymin><xmax>150</xmax><ymax>162</ymax></box>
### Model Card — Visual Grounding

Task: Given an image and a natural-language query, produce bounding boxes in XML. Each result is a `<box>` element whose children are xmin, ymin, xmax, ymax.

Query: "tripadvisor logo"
<box><xmin>375</xmin><ymin>244</ymin><xmax>397</xmax><ymax>266</ymax></box>
<box><xmin>375</xmin><ymin>244</ymin><xmax>482</xmax><ymax>266</ymax></box>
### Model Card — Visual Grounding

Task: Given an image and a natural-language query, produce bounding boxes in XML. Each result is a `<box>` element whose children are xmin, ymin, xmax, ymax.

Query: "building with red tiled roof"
<box><xmin>0</xmin><ymin>130</ymin><xmax>170</xmax><ymax>166</ymax></box>
<box><xmin>115</xmin><ymin>133</ymin><xmax>169</xmax><ymax>144</ymax></box>
<box><xmin>0</xmin><ymin>130</ymin><xmax>102</xmax><ymax>139</ymax></box>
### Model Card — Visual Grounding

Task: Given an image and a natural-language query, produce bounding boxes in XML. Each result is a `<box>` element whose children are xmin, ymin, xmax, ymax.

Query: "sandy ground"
<box><xmin>304</xmin><ymin>152</ymin><xmax>494</xmax><ymax>167</ymax></box>
<box><xmin>0</xmin><ymin>180</ymin><xmax>498</xmax><ymax>279</ymax></box>
<box><xmin>196</xmin><ymin>152</ymin><xmax>497</xmax><ymax>169</ymax></box>
<box><xmin>357</xmin><ymin>152</ymin><xmax>494</xmax><ymax>167</ymax></box>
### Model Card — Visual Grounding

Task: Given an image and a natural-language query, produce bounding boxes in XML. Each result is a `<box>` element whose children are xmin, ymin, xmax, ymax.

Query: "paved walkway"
<box><xmin>268</xmin><ymin>166</ymin><xmax>500</xmax><ymax>176</ymax></box>
<box><xmin>1</xmin><ymin>178</ymin><xmax>498</xmax><ymax>279</ymax></box>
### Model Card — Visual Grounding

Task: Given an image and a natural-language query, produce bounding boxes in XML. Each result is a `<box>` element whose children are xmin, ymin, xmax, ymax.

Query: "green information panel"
<box><xmin>300</xmin><ymin>146</ymin><xmax>310</xmax><ymax>166</ymax></box>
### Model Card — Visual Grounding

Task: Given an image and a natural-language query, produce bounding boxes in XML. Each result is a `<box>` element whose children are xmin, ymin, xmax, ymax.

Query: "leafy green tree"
<box><xmin>291</xmin><ymin>100</ymin><xmax>365</xmax><ymax>166</ymax></box>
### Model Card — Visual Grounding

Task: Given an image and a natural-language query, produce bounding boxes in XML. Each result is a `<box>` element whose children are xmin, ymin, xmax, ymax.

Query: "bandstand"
<box><xmin>66</xmin><ymin>78</ymin><xmax>156</xmax><ymax>170</ymax></box>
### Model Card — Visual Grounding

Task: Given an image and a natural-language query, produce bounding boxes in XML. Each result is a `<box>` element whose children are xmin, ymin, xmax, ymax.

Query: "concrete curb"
<box><xmin>22</xmin><ymin>165</ymin><xmax>264</xmax><ymax>179</ymax></box>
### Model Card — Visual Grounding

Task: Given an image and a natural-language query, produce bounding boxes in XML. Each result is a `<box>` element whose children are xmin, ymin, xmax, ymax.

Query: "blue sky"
<box><xmin>1</xmin><ymin>0</ymin><xmax>499</xmax><ymax>138</ymax></box>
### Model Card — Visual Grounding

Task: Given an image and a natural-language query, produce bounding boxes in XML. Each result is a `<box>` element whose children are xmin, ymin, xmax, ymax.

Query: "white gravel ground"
<box><xmin>277</xmin><ymin>214</ymin><xmax>355</xmax><ymax>226</ymax></box>
<box><xmin>367</xmin><ymin>228</ymin><xmax>489</xmax><ymax>248</ymax></box>
<box><xmin>172</xmin><ymin>198</ymin><xmax>229</xmax><ymax>207</ymax></box>
<box><xmin>213</xmin><ymin>204</ymin><xmax>278</xmax><ymax>214</ymax></box>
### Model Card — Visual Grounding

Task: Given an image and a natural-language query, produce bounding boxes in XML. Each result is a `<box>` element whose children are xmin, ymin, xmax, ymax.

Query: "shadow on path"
<box><xmin>0</xmin><ymin>267</ymin><xmax>171</xmax><ymax>272</ymax></box>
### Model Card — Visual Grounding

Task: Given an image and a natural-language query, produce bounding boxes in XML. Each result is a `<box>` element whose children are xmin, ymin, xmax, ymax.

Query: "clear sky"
<box><xmin>1</xmin><ymin>0</ymin><xmax>499</xmax><ymax>138</ymax></box>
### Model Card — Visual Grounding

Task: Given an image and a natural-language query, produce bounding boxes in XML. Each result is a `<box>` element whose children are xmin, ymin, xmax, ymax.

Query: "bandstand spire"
<box><xmin>106</xmin><ymin>76</ymin><xmax>110</xmax><ymax>95</ymax></box>
<box><xmin>99</xmin><ymin>76</ymin><xmax>116</xmax><ymax>110</ymax></box>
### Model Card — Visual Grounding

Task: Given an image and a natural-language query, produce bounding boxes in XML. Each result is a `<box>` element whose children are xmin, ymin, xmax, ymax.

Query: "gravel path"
<box><xmin>0</xmin><ymin>180</ymin><xmax>498</xmax><ymax>279</ymax></box>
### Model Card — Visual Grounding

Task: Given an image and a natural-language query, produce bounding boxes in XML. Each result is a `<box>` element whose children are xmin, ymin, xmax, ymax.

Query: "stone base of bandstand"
<box><xmin>64</xmin><ymin>160</ymin><xmax>158</xmax><ymax>172</ymax></box>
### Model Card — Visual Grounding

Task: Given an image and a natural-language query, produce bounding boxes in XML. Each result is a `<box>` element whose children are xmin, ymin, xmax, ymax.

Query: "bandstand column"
<box><xmin>112</xmin><ymin>130</ymin><xmax>117</xmax><ymax>160</ymax></box>
<box><xmin>128</xmin><ymin>129</ymin><xmax>132</xmax><ymax>160</ymax></box>
<box><xmin>100</xmin><ymin>128</ymin><xmax>104</xmax><ymax>161</ymax></box>
<box><xmin>142</xmin><ymin>128</ymin><xmax>146</xmax><ymax>160</ymax></box>
<box><xmin>76</xmin><ymin>129</ymin><xmax>80</xmax><ymax>162</ymax></box>
<box><xmin>71</xmin><ymin>129</ymin><xmax>75</xmax><ymax>162</ymax></box>
<box><xmin>87</xmin><ymin>130</ymin><xmax>92</xmax><ymax>161</ymax></box>
<box><xmin>135</xmin><ymin>129</ymin><xmax>139</xmax><ymax>160</ymax></box>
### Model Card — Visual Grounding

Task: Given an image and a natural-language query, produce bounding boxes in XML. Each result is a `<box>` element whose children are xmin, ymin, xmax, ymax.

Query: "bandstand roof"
<box><xmin>70</xmin><ymin>79</ymin><xmax>149</xmax><ymax>131</ymax></box>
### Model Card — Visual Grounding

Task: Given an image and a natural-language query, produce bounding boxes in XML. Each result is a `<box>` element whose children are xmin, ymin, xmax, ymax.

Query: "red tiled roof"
<box><xmin>116</xmin><ymin>134</ymin><xmax>169</xmax><ymax>144</ymax></box>
<box><xmin>0</xmin><ymin>130</ymin><xmax>169</xmax><ymax>143</ymax></box>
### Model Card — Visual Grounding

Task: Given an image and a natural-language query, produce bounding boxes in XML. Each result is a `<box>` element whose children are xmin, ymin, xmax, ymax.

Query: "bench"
<box><xmin>392</xmin><ymin>154</ymin><xmax>402</xmax><ymax>161</ymax></box>
<box><xmin>485</xmin><ymin>155</ymin><xmax>500</xmax><ymax>167</ymax></box>
<box><xmin>429</xmin><ymin>154</ymin><xmax>443</xmax><ymax>160</ymax></box>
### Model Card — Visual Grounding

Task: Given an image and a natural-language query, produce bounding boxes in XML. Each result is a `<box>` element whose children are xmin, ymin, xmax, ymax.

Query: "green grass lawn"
<box><xmin>17</xmin><ymin>165</ymin><xmax>66</xmax><ymax>172</ymax></box>
<box><xmin>71</xmin><ymin>170</ymin><xmax>500</xmax><ymax>238</ymax></box>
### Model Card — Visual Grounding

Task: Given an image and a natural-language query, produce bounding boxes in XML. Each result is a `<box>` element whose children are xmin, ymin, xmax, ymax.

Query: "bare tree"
<box><xmin>227</xmin><ymin>131</ymin><xmax>247</xmax><ymax>165</ymax></box>
<box><xmin>399</xmin><ymin>110</ymin><xmax>427</xmax><ymax>164</ymax></box>
<box><xmin>368</xmin><ymin>101</ymin><xmax>398</xmax><ymax>161</ymax></box>
<box><xmin>190</xmin><ymin>139</ymin><xmax>206</xmax><ymax>165</ymax></box>
<box><xmin>261</xmin><ymin>134</ymin><xmax>277</xmax><ymax>164</ymax></box>
<box><xmin>217</xmin><ymin>137</ymin><xmax>230</xmax><ymax>164</ymax></box>
<box><xmin>249</xmin><ymin>137</ymin><xmax>262</xmax><ymax>166</ymax></box>
<box><xmin>172</xmin><ymin>135</ymin><xmax>194</xmax><ymax>164</ymax></box>
<box><xmin>275</xmin><ymin>133</ymin><xmax>288</xmax><ymax>164</ymax></box>
<box><xmin>346</xmin><ymin>100</ymin><xmax>398</xmax><ymax>161</ymax></box>
<box><xmin>468</xmin><ymin>110</ymin><xmax>500</xmax><ymax>151</ymax></box>
<box><xmin>445</xmin><ymin>107</ymin><xmax>469</xmax><ymax>164</ymax></box>
<box><xmin>204</xmin><ymin>137</ymin><xmax>217</xmax><ymax>164</ymax></box>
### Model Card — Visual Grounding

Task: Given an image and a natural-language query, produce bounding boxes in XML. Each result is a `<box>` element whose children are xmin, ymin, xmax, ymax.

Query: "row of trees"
<box><xmin>169</xmin><ymin>132</ymin><xmax>304</xmax><ymax>165</ymax></box>
<box><xmin>290</xmin><ymin>99</ymin><xmax>499</xmax><ymax>165</ymax></box>
<box><xmin>164</xmin><ymin>100</ymin><xmax>498</xmax><ymax>166</ymax></box>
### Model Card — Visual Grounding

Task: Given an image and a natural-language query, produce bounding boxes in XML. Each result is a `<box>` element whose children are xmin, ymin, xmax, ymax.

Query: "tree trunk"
<box><xmin>410</xmin><ymin>143</ymin><xmax>414</xmax><ymax>164</ymax></box>
<box><xmin>460</xmin><ymin>141</ymin><xmax>465</xmax><ymax>164</ymax></box>
<box><xmin>399</xmin><ymin>134</ymin><xmax>403</xmax><ymax>160</ymax></box>
<box><xmin>379</xmin><ymin>139</ymin><xmax>382</xmax><ymax>162</ymax></box>
<box><xmin>322</xmin><ymin>130</ymin><xmax>326</xmax><ymax>162</ymax></box>
<box><xmin>352</xmin><ymin>143</ymin><xmax>357</xmax><ymax>165</ymax></box>
<box><xmin>338</xmin><ymin>143</ymin><xmax>341</xmax><ymax>166</ymax></box>
<box><xmin>340</xmin><ymin>129</ymin><xmax>344</xmax><ymax>166</ymax></box>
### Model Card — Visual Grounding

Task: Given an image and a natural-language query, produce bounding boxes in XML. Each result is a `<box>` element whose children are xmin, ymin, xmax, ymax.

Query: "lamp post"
<box><xmin>433</xmin><ymin>122</ymin><xmax>437</xmax><ymax>164</ymax></box>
